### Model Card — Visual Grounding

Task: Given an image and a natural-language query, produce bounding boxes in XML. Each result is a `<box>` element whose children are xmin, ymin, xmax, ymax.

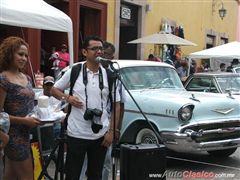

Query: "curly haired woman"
<box><xmin>0</xmin><ymin>36</ymin><xmax>42</xmax><ymax>180</ymax></box>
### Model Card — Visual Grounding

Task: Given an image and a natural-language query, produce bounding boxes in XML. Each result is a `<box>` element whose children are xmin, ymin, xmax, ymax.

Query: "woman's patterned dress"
<box><xmin>0</xmin><ymin>74</ymin><xmax>34</xmax><ymax>161</ymax></box>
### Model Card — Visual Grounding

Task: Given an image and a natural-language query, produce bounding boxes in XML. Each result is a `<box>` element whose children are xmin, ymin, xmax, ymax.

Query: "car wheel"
<box><xmin>135</xmin><ymin>128</ymin><xmax>159</xmax><ymax>144</ymax></box>
<box><xmin>207</xmin><ymin>148</ymin><xmax>237</xmax><ymax>157</ymax></box>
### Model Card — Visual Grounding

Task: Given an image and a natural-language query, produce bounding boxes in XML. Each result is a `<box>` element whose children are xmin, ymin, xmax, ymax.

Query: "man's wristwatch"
<box><xmin>61</xmin><ymin>95</ymin><xmax>70</xmax><ymax>102</ymax></box>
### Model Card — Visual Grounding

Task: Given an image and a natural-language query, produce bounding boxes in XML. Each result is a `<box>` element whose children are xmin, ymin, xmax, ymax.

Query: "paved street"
<box><xmin>39</xmin><ymin>147</ymin><xmax>240</xmax><ymax>180</ymax></box>
<box><xmin>166</xmin><ymin>148</ymin><xmax>240</xmax><ymax>180</ymax></box>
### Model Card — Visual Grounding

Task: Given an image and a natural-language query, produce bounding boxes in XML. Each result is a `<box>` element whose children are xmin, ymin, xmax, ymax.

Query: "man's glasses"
<box><xmin>87</xmin><ymin>46</ymin><xmax>104</xmax><ymax>51</ymax></box>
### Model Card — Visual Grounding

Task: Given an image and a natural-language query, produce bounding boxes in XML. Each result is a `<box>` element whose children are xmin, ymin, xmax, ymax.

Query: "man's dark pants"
<box><xmin>65</xmin><ymin>136</ymin><xmax>107</xmax><ymax>180</ymax></box>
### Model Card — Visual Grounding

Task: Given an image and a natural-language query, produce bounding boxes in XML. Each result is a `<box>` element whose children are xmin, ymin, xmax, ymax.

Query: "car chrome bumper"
<box><xmin>161</xmin><ymin>127</ymin><xmax>240</xmax><ymax>152</ymax></box>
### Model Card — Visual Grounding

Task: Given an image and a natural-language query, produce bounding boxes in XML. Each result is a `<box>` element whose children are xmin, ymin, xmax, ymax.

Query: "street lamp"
<box><xmin>218</xmin><ymin>2</ymin><xmax>227</xmax><ymax>20</ymax></box>
<box><xmin>212</xmin><ymin>0</ymin><xmax>227</xmax><ymax>20</ymax></box>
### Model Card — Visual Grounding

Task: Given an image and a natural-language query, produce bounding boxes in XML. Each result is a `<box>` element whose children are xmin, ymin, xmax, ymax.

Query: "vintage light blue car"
<box><xmin>116</xmin><ymin>60</ymin><xmax>240</xmax><ymax>157</ymax></box>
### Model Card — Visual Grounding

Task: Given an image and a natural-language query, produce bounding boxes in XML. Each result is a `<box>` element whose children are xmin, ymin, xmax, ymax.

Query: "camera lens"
<box><xmin>91</xmin><ymin>123</ymin><xmax>103</xmax><ymax>133</ymax></box>
<box><xmin>93</xmin><ymin>108</ymin><xmax>102</xmax><ymax>116</ymax></box>
<box><xmin>84</xmin><ymin>109</ymin><xmax>93</xmax><ymax>120</ymax></box>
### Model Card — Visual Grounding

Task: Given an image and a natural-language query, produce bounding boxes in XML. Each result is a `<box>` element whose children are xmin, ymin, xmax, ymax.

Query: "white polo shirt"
<box><xmin>54</xmin><ymin>64</ymin><xmax>120</xmax><ymax>140</ymax></box>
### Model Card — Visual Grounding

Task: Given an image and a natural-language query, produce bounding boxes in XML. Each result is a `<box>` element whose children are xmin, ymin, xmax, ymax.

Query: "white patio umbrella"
<box><xmin>128</xmin><ymin>31</ymin><xmax>197</xmax><ymax>46</ymax></box>
<box><xmin>128</xmin><ymin>31</ymin><xmax>197</xmax><ymax>61</ymax></box>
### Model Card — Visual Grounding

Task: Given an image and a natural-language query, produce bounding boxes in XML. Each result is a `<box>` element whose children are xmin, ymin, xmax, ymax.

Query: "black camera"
<box><xmin>84</xmin><ymin>108</ymin><xmax>102</xmax><ymax>120</ymax></box>
<box><xmin>84</xmin><ymin>108</ymin><xmax>103</xmax><ymax>133</ymax></box>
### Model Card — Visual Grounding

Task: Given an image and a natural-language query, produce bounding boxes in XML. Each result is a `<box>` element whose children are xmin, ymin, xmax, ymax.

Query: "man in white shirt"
<box><xmin>51</xmin><ymin>35</ymin><xmax>120</xmax><ymax>180</ymax></box>
<box><xmin>80</xmin><ymin>41</ymin><xmax>126</xmax><ymax>180</ymax></box>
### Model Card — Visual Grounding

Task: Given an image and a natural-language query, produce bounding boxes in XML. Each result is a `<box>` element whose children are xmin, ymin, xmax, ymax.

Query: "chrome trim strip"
<box><xmin>125</xmin><ymin>109</ymin><xmax>176</xmax><ymax>118</ymax></box>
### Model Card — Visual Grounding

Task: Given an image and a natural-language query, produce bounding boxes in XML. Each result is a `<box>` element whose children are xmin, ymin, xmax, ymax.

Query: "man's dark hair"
<box><xmin>148</xmin><ymin>54</ymin><xmax>154</xmax><ymax>59</ymax></box>
<box><xmin>103</xmin><ymin>41</ymin><xmax>115</xmax><ymax>53</ymax></box>
<box><xmin>82</xmin><ymin>35</ymin><xmax>103</xmax><ymax>49</ymax></box>
<box><xmin>232</xmin><ymin>58</ymin><xmax>239</xmax><ymax>65</ymax></box>
<box><xmin>220</xmin><ymin>63</ymin><xmax>226</xmax><ymax>68</ymax></box>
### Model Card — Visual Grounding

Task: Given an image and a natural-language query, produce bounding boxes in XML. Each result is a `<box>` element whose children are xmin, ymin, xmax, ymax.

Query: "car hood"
<box><xmin>126</xmin><ymin>89</ymin><xmax>240</xmax><ymax>123</ymax></box>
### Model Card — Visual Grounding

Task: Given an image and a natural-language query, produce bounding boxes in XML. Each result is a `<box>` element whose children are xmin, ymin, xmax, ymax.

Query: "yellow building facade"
<box><xmin>101</xmin><ymin>0</ymin><xmax>238</xmax><ymax>60</ymax></box>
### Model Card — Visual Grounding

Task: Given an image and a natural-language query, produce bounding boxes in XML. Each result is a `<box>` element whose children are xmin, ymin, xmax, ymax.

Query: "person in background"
<box><xmin>147</xmin><ymin>54</ymin><xmax>155</xmax><ymax>61</ymax></box>
<box><xmin>147</xmin><ymin>54</ymin><xmax>161</xmax><ymax>62</ymax></box>
<box><xmin>102</xmin><ymin>41</ymin><xmax>126</xmax><ymax>180</ymax></box>
<box><xmin>189</xmin><ymin>59</ymin><xmax>197</xmax><ymax>75</ymax></box>
<box><xmin>42</xmin><ymin>76</ymin><xmax>61</xmax><ymax>138</ymax></box>
<box><xmin>203</xmin><ymin>62</ymin><xmax>210</xmax><ymax>72</ymax></box>
<box><xmin>176</xmin><ymin>59</ymin><xmax>188</xmax><ymax>82</ymax></box>
<box><xmin>226</xmin><ymin>58</ymin><xmax>239</xmax><ymax>72</ymax></box>
<box><xmin>219</xmin><ymin>63</ymin><xmax>226</xmax><ymax>72</ymax></box>
<box><xmin>0</xmin><ymin>36</ymin><xmax>42</xmax><ymax>179</ymax></box>
<box><xmin>0</xmin><ymin>131</ymin><xmax>9</xmax><ymax>179</ymax></box>
<box><xmin>195</xmin><ymin>62</ymin><xmax>205</xmax><ymax>73</ymax></box>
<box><xmin>48</xmin><ymin>47</ymin><xmax>57</xmax><ymax>76</ymax></box>
<box><xmin>50</xmin><ymin>44</ymin><xmax>70</xmax><ymax>79</ymax></box>
<box><xmin>51</xmin><ymin>35</ymin><xmax>121</xmax><ymax>180</ymax></box>
<box><xmin>43</xmin><ymin>76</ymin><xmax>55</xmax><ymax>95</ymax></box>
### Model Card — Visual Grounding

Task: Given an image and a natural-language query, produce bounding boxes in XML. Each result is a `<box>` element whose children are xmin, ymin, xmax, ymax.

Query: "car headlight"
<box><xmin>178</xmin><ymin>104</ymin><xmax>194</xmax><ymax>122</ymax></box>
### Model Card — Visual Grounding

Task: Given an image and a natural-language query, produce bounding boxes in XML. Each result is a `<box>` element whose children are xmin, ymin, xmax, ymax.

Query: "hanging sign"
<box><xmin>121</xmin><ymin>7</ymin><xmax>131</xmax><ymax>20</ymax></box>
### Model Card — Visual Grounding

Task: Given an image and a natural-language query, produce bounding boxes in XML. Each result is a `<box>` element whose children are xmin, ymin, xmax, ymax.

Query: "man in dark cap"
<box><xmin>226</xmin><ymin>58</ymin><xmax>239</xmax><ymax>72</ymax></box>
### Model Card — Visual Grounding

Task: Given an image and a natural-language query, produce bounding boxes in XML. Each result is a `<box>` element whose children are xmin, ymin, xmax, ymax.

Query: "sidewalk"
<box><xmin>41</xmin><ymin>159</ymin><xmax>120</xmax><ymax>180</ymax></box>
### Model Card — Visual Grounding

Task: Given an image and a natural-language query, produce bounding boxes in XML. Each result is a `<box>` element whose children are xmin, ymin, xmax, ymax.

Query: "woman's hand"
<box><xmin>24</xmin><ymin>116</ymin><xmax>43</xmax><ymax>128</ymax></box>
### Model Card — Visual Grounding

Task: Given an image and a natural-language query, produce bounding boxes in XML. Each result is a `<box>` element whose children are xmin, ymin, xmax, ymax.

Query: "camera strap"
<box><xmin>82</xmin><ymin>63</ymin><xmax>104</xmax><ymax>111</ymax></box>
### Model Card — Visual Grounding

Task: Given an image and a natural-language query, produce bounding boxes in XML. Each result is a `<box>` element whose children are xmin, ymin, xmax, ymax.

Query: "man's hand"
<box><xmin>101</xmin><ymin>130</ymin><xmax>113</xmax><ymax>147</ymax></box>
<box><xmin>67</xmin><ymin>96</ymin><xmax>84</xmax><ymax>109</ymax></box>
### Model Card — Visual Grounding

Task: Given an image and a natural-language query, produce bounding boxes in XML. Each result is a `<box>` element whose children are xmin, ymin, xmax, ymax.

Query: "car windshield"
<box><xmin>120</xmin><ymin>66</ymin><xmax>184</xmax><ymax>90</ymax></box>
<box><xmin>216</xmin><ymin>76</ymin><xmax>240</xmax><ymax>93</ymax></box>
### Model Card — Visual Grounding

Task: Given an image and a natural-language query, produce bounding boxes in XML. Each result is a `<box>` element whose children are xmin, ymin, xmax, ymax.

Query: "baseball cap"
<box><xmin>43</xmin><ymin>76</ymin><xmax>55</xmax><ymax>85</ymax></box>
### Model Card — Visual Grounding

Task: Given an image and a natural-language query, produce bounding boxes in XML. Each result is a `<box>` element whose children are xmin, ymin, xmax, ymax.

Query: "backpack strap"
<box><xmin>64</xmin><ymin>63</ymin><xmax>82</xmax><ymax>129</ymax></box>
<box><xmin>106</xmin><ymin>68</ymin><xmax>117</xmax><ymax>111</ymax></box>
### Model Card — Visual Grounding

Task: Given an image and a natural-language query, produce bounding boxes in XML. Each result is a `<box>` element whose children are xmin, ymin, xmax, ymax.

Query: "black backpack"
<box><xmin>64</xmin><ymin>63</ymin><xmax>116</xmax><ymax>129</ymax></box>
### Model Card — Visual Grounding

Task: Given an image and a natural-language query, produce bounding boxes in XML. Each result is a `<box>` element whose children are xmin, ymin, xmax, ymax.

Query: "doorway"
<box><xmin>119</xmin><ymin>3</ymin><xmax>139</xmax><ymax>60</ymax></box>
<box><xmin>78</xmin><ymin>7</ymin><xmax>101</xmax><ymax>61</ymax></box>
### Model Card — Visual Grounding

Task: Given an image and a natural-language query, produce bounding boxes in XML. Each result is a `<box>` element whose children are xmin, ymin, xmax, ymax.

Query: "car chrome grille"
<box><xmin>181</xmin><ymin>121</ymin><xmax>240</xmax><ymax>132</ymax></box>
<box><xmin>194</xmin><ymin>132</ymin><xmax>240</xmax><ymax>142</ymax></box>
<box><xmin>181</xmin><ymin>121</ymin><xmax>240</xmax><ymax>142</ymax></box>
